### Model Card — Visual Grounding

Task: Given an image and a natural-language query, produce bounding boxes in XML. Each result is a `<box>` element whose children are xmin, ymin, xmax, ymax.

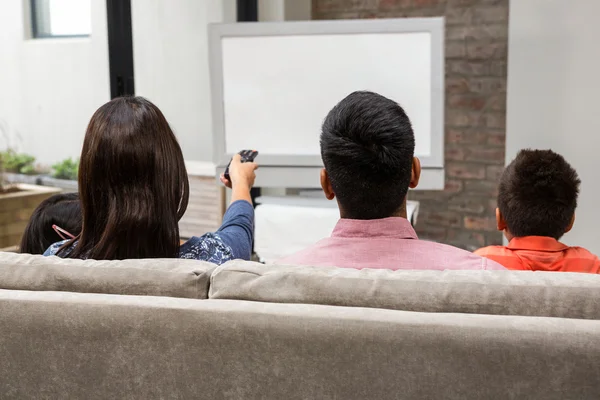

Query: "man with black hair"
<box><xmin>279</xmin><ymin>91</ymin><xmax>504</xmax><ymax>270</ymax></box>
<box><xmin>476</xmin><ymin>149</ymin><xmax>600</xmax><ymax>273</ymax></box>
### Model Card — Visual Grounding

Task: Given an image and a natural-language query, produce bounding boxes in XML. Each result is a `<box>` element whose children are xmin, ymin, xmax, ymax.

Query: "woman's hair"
<box><xmin>20</xmin><ymin>193</ymin><xmax>82</xmax><ymax>254</ymax></box>
<box><xmin>63</xmin><ymin>96</ymin><xmax>189</xmax><ymax>260</ymax></box>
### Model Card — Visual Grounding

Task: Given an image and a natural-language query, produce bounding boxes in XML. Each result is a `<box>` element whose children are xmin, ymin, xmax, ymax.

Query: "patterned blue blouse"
<box><xmin>43</xmin><ymin>200</ymin><xmax>254</xmax><ymax>265</ymax></box>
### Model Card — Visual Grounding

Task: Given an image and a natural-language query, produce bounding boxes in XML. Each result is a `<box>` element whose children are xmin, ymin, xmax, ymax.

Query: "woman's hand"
<box><xmin>220</xmin><ymin>154</ymin><xmax>258</xmax><ymax>205</ymax></box>
<box><xmin>220</xmin><ymin>154</ymin><xmax>258</xmax><ymax>189</ymax></box>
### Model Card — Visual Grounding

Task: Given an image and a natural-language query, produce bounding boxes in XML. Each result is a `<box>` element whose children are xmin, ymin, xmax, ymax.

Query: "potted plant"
<box><xmin>0</xmin><ymin>151</ymin><xmax>61</xmax><ymax>250</ymax></box>
<box><xmin>39</xmin><ymin>157</ymin><xmax>79</xmax><ymax>191</ymax></box>
<box><xmin>1</xmin><ymin>149</ymin><xmax>40</xmax><ymax>185</ymax></box>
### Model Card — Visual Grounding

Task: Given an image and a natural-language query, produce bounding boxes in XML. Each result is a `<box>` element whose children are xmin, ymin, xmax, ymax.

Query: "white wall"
<box><xmin>0</xmin><ymin>0</ymin><xmax>309</xmax><ymax>168</ymax></box>
<box><xmin>506</xmin><ymin>0</ymin><xmax>600</xmax><ymax>252</ymax></box>
<box><xmin>0</xmin><ymin>0</ymin><xmax>110</xmax><ymax>165</ymax></box>
<box><xmin>131</xmin><ymin>0</ymin><xmax>236</xmax><ymax>162</ymax></box>
<box><xmin>131</xmin><ymin>0</ymin><xmax>309</xmax><ymax>164</ymax></box>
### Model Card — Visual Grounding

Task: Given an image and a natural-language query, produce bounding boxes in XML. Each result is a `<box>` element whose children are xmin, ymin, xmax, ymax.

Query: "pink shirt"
<box><xmin>279</xmin><ymin>217</ymin><xmax>506</xmax><ymax>270</ymax></box>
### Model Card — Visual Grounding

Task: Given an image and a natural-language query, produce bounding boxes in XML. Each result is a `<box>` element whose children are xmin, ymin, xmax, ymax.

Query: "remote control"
<box><xmin>224</xmin><ymin>150</ymin><xmax>258</xmax><ymax>181</ymax></box>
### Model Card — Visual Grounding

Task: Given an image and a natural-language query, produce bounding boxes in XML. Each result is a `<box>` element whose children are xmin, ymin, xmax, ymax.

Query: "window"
<box><xmin>31</xmin><ymin>0</ymin><xmax>92</xmax><ymax>38</ymax></box>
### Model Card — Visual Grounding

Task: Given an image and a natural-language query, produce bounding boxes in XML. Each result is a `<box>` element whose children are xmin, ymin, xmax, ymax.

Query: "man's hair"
<box><xmin>498</xmin><ymin>149</ymin><xmax>580</xmax><ymax>240</ymax></box>
<box><xmin>320</xmin><ymin>91</ymin><xmax>415</xmax><ymax>220</ymax></box>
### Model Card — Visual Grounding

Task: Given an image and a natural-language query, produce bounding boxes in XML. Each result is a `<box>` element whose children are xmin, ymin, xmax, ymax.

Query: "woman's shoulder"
<box><xmin>179</xmin><ymin>233</ymin><xmax>235</xmax><ymax>264</ymax></box>
<box><xmin>43</xmin><ymin>240</ymin><xmax>76</xmax><ymax>257</ymax></box>
<box><xmin>43</xmin><ymin>240</ymin><xmax>68</xmax><ymax>256</ymax></box>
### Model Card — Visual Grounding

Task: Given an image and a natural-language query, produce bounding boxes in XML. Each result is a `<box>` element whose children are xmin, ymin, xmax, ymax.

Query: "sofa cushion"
<box><xmin>0</xmin><ymin>252</ymin><xmax>215</xmax><ymax>299</ymax></box>
<box><xmin>2</xmin><ymin>290</ymin><xmax>600</xmax><ymax>399</ymax></box>
<box><xmin>209</xmin><ymin>261</ymin><xmax>600</xmax><ymax>319</ymax></box>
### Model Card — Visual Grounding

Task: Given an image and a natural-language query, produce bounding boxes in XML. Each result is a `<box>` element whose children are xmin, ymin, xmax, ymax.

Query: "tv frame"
<box><xmin>209</xmin><ymin>18</ymin><xmax>445</xmax><ymax>189</ymax></box>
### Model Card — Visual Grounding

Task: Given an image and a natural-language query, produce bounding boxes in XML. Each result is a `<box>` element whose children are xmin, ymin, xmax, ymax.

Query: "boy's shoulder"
<box><xmin>564</xmin><ymin>245</ymin><xmax>600</xmax><ymax>260</ymax></box>
<box><xmin>474</xmin><ymin>245</ymin><xmax>511</xmax><ymax>257</ymax></box>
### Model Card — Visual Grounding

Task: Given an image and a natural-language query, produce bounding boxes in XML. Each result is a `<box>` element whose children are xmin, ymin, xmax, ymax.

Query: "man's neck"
<box><xmin>339</xmin><ymin>203</ymin><xmax>407</xmax><ymax>220</ymax></box>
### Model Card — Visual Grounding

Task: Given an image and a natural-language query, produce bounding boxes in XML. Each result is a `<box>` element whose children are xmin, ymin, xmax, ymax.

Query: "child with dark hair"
<box><xmin>475</xmin><ymin>149</ymin><xmax>600</xmax><ymax>273</ymax></box>
<box><xmin>20</xmin><ymin>193</ymin><xmax>82</xmax><ymax>255</ymax></box>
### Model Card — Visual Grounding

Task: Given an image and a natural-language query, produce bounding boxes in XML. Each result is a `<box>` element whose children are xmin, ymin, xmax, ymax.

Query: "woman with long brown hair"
<box><xmin>44</xmin><ymin>96</ymin><xmax>257</xmax><ymax>263</ymax></box>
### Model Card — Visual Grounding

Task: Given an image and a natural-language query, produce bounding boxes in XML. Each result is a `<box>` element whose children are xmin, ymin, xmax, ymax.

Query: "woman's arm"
<box><xmin>216</xmin><ymin>200</ymin><xmax>254</xmax><ymax>260</ymax></box>
<box><xmin>216</xmin><ymin>153</ymin><xmax>258</xmax><ymax>260</ymax></box>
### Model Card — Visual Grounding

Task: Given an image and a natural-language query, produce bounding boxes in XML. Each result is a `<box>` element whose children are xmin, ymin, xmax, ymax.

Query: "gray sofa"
<box><xmin>1</xmin><ymin>252</ymin><xmax>599</xmax><ymax>399</ymax></box>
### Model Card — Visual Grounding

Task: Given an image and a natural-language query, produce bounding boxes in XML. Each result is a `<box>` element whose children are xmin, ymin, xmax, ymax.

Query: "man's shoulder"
<box><xmin>420</xmin><ymin>241</ymin><xmax>507</xmax><ymax>270</ymax></box>
<box><xmin>276</xmin><ymin>239</ymin><xmax>331</xmax><ymax>266</ymax></box>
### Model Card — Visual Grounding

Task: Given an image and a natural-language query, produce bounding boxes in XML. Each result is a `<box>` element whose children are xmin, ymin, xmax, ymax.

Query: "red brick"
<box><xmin>467</xmin><ymin>42</ymin><xmax>508</xmax><ymax>60</ymax></box>
<box><xmin>464</xmin><ymin>216</ymin><xmax>497</xmax><ymax>231</ymax></box>
<box><xmin>445</xmin><ymin>145</ymin><xmax>466</xmax><ymax>161</ymax></box>
<box><xmin>487</xmin><ymin>131</ymin><xmax>505</xmax><ymax>146</ymax></box>
<box><xmin>467</xmin><ymin>77</ymin><xmax>506</xmax><ymax>93</ymax></box>
<box><xmin>446</xmin><ymin>77</ymin><xmax>469</xmax><ymax>94</ymax></box>
<box><xmin>446</xmin><ymin>110</ymin><xmax>475</xmax><ymax>127</ymax></box>
<box><xmin>413</xmin><ymin>0</ymin><xmax>442</xmax><ymax>6</ymax></box>
<box><xmin>446</xmin><ymin>60</ymin><xmax>489</xmax><ymax>76</ymax></box>
<box><xmin>490</xmin><ymin>60</ymin><xmax>508</xmax><ymax>77</ymax></box>
<box><xmin>445</xmin><ymin>7</ymin><xmax>473</xmax><ymax>25</ymax></box>
<box><xmin>487</xmin><ymin>94</ymin><xmax>507</xmax><ymax>111</ymax></box>
<box><xmin>487</xmin><ymin>199</ymin><xmax>498</xmax><ymax>214</ymax></box>
<box><xmin>420</xmin><ymin>210</ymin><xmax>463</xmax><ymax>229</ymax></box>
<box><xmin>447</xmin><ymin>25</ymin><xmax>508</xmax><ymax>41</ymax></box>
<box><xmin>448</xmin><ymin>0</ymin><xmax>508</xmax><ymax>7</ymax></box>
<box><xmin>414</xmin><ymin>225</ymin><xmax>447</xmax><ymax>241</ymax></box>
<box><xmin>486</xmin><ymin>165</ymin><xmax>504</xmax><ymax>181</ymax></box>
<box><xmin>447</xmin><ymin>162</ymin><xmax>486</xmax><ymax>179</ymax></box>
<box><xmin>405</xmin><ymin>7</ymin><xmax>444</xmax><ymax>17</ymax></box>
<box><xmin>447</xmin><ymin>129</ymin><xmax>487</xmax><ymax>144</ymax></box>
<box><xmin>447</xmin><ymin>197</ymin><xmax>486</xmax><ymax>213</ymax></box>
<box><xmin>313</xmin><ymin>11</ymin><xmax>362</xmax><ymax>19</ymax></box>
<box><xmin>444</xmin><ymin>179</ymin><xmax>464</xmax><ymax>193</ymax></box>
<box><xmin>447</xmin><ymin>229</ymin><xmax>486</xmax><ymax>249</ymax></box>
<box><xmin>474</xmin><ymin>5</ymin><xmax>508</xmax><ymax>23</ymax></box>
<box><xmin>481</xmin><ymin>112</ymin><xmax>506</xmax><ymax>129</ymax></box>
<box><xmin>447</xmin><ymin>94</ymin><xmax>487</xmax><ymax>110</ymax></box>
<box><xmin>466</xmin><ymin>145</ymin><xmax>504</xmax><ymax>163</ymax></box>
<box><xmin>465</xmin><ymin>180</ymin><xmax>499</xmax><ymax>197</ymax></box>
<box><xmin>315</xmin><ymin>0</ymin><xmax>378</xmax><ymax>11</ymax></box>
<box><xmin>377</xmin><ymin>0</ymin><xmax>410</xmax><ymax>8</ymax></box>
<box><xmin>446</xmin><ymin>41</ymin><xmax>467</xmax><ymax>59</ymax></box>
<box><xmin>485</xmin><ymin>232</ymin><xmax>503</xmax><ymax>246</ymax></box>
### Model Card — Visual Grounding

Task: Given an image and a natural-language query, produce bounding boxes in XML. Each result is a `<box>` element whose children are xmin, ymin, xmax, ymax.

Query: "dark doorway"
<box><xmin>106</xmin><ymin>0</ymin><xmax>135</xmax><ymax>98</ymax></box>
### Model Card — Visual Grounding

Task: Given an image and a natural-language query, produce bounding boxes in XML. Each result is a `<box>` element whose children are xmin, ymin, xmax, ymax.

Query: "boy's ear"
<box><xmin>496</xmin><ymin>208</ymin><xmax>507</xmax><ymax>231</ymax></box>
<box><xmin>320</xmin><ymin>169</ymin><xmax>335</xmax><ymax>200</ymax></box>
<box><xmin>565</xmin><ymin>214</ymin><xmax>575</xmax><ymax>234</ymax></box>
<box><xmin>409</xmin><ymin>157</ymin><xmax>421</xmax><ymax>189</ymax></box>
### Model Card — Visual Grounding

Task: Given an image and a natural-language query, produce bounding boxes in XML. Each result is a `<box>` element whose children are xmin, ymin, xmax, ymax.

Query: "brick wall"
<box><xmin>312</xmin><ymin>0</ymin><xmax>508</xmax><ymax>250</ymax></box>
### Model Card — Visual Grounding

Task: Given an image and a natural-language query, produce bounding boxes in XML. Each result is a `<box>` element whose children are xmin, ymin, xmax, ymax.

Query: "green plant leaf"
<box><xmin>51</xmin><ymin>157</ymin><xmax>79</xmax><ymax>180</ymax></box>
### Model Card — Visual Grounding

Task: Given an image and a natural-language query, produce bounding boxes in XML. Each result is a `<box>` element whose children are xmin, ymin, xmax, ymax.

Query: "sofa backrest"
<box><xmin>0</xmin><ymin>252</ymin><xmax>215</xmax><ymax>299</ymax></box>
<box><xmin>210</xmin><ymin>261</ymin><xmax>600</xmax><ymax>319</ymax></box>
<box><xmin>1</xmin><ymin>289</ymin><xmax>599</xmax><ymax>400</ymax></box>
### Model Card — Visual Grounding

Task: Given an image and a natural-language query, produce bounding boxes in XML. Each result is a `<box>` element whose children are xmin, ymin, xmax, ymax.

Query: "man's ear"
<box><xmin>409</xmin><ymin>157</ymin><xmax>421</xmax><ymax>189</ymax></box>
<box><xmin>320</xmin><ymin>169</ymin><xmax>335</xmax><ymax>200</ymax></box>
<box><xmin>496</xmin><ymin>208</ymin><xmax>507</xmax><ymax>231</ymax></box>
<box><xmin>565</xmin><ymin>214</ymin><xmax>575</xmax><ymax>234</ymax></box>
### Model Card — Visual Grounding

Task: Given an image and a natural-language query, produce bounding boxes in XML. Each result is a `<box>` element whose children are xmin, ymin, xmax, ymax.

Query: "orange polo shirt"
<box><xmin>475</xmin><ymin>236</ymin><xmax>600</xmax><ymax>273</ymax></box>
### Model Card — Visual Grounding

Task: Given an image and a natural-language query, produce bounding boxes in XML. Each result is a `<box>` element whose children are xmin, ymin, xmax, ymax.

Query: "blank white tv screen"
<box><xmin>210</xmin><ymin>18</ymin><xmax>445</xmax><ymax>184</ymax></box>
<box><xmin>222</xmin><ymin>32</ymin><xmax>432</xmax><ymax>157</ymax></box>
